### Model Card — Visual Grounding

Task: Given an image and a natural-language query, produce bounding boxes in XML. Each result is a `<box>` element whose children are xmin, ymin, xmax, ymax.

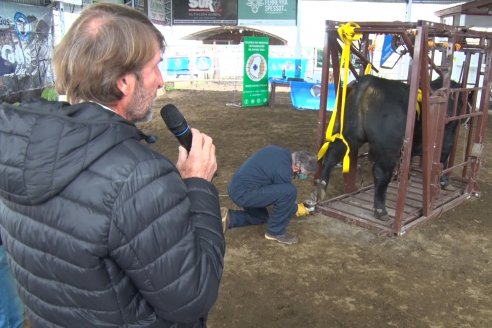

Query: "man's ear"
<box><xmin>117</xmin><ymin>73</ymin><xmax>134</xmax><ymax>96</ymax></box>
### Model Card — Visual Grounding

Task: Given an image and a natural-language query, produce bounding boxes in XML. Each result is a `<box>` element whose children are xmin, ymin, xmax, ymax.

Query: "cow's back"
<box><xmin>345</xmin><ymin>75</ymin><xmax>410</xmax><ymax>159</ymax></box>
<box><xmin>317</xmin><ymin>74</ymin><xmax>466</xmax><ymax>219</ymax></box>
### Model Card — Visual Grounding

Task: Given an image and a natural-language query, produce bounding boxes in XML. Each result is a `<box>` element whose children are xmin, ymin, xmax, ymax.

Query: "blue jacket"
<box><xmin>228</xmin><ymin>145</ymin><xmax>293</xmax><ymax>198</ymax></box>
<box><xmin>0</xmin><ymin>101</ymin><xmax>225</xmax><ymax>327</ymax></box>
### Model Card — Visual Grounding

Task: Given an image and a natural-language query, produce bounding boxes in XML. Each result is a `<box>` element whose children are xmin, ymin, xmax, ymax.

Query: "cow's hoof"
<box><xmin>440</xmin><ymin>178</ymin><xmax>457</xmax><ymax>191</ymax></box>
<box><xmin>440</xmin><ymin>176</ymin><xmax>450</xmax><ymax>188</ymax></box>
<box><xmin>442</xmin><ymin>183</ymin><xmax>457</xmax><ymax>191</ymax></box>
<box><xmin>374</xmin><ymin>209</ymin><xmax>390</xmax><ymax>221</ymax></box>
<box><xmin>310</xmin><ymin>190</ymin><xmax>318</xmax><ymax>203</ymax></box>
<box><xmin>315</xmin><ymin>180</ymin><xmax>327</xmax><ymax>201</ymax></box>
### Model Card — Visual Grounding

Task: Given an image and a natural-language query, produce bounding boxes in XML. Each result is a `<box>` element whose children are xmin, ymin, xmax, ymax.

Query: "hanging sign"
<box><xmin>242</xmin><ymin>36</ymin><xmax>269</xmax><ymax>107</ymax></box>
<box><xmin>380</xmin><ymin>34</ymin><xmax>393</xmax><ymax>67</ymax></box>
<box><xmin>238</xmin><ymin>0</ymin><xmax>297</xmax><ymax>26</ymax></box>
<box><xmin>172</xmin><ymin>0</ymin><xmax>237</xmax><ymax>25</ymax></box>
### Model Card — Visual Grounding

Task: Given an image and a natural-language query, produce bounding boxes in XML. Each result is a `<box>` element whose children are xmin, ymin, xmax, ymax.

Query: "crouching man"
<box><xmin>222</xmin><ymin>145</ymin><xmax>317</xmax><ymax>245</ymax></box>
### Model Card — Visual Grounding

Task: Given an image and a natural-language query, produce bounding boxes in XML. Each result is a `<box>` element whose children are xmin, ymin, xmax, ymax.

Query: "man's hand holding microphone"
<box><xmin>161</xmin><ymin>104</ymin><xmax>217</xmax><ymax>182</ymax></box>
<box><xmin>176</xmin><ymin>128</ymin><xmax>216</xmax><ymax>181</ymax></box>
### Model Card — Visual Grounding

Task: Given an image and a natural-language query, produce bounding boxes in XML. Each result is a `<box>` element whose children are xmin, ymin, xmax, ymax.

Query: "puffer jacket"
<box><xmin>0</xmin><ymin>101</ymin><xmax>225</xmax><ymax>327</ymax></box>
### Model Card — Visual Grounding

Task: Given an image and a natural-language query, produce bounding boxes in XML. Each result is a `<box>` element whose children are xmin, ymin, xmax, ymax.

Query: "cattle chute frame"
<box><xmin>316</xmin><ymin>20</ymin><xmax>492</xmax><ymax>236</ymax></box>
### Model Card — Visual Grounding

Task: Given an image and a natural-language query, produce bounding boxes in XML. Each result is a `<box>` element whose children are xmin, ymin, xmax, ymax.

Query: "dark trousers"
<box><xmin>228</xmin><ymin>183</ymin><xmax>297</xmax><ymax>235</ymax></box>
<box><xmin>0</xmin><ymin>246</ymin><xmax>24</xmax><ymax>328</ymax></box>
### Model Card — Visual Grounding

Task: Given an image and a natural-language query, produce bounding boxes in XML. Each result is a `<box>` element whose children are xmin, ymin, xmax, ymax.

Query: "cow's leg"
<box><xmin>372</xmin><ymin>160</ymin><xmax>396</xmax><ymax>221</ymax></box>
<box><xmin>440</xmin><ymin>158</ymin><xmax>450</xmax><ymax>188</ymax></box>
<box><xmin>316</xmin><ymin>140</ymin><xmax>348</xmax><ymax>201</ymax></box>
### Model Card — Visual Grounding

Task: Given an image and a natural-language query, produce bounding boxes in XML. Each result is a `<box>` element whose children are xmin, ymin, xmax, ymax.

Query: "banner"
<box><xmin>242</xmin><ymin>36</ymin><xmax>269</xmax><ymax>107</ymax></box>
<box><xmin>380</xmin><ymin>34</ymin><xmax>393</xmax><ymax>67</ymax></box>
<box><xmin>238</xmin><ymin>0</ymin><xmax>297</xmax><ymax>26</ymax></box>
<box><xmin>268</xmin><ymin>57</ymin><xmax>307</xmax><ymax>79</ymax></box>
<box><xmin>0</xmin><ymin>2</ymin><xmax>53</xmax><ymax>100</ymax></box>
<box><xmin>134</xmin><ymin>0</ymin><xmax>146</xmax><ymax>13</ymax></box>
<box><xmin>166</xmin><ymin>55</ymin><xmax>213</xmax><ymax>77</ymax></box>
<box><xmin>172</xmin><ymin>0</ymin><xmax>237</xmax><ymax>25</ymax></box>
<box><xmin>149</xmin><ymin>0</ymin><xmax>168</xmax><ymax>25</ymax></box>
<box><xmin>289</xmin><ymin>81</ymin><xmax>336</xmax><ymax>111</ymax></box>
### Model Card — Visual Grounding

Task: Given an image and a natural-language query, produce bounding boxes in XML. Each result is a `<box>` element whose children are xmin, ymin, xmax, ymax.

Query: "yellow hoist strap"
<box><xmin>317</xmin><ymin>22</ymin><xmax>361</xmax><ymax>173</ymax></box>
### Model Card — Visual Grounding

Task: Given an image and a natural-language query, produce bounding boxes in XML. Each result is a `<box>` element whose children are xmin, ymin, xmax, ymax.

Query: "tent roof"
<box><xmin>181</xmin><ymin>26</ymin><xmax>288</xmax><ymax>45</ymax></box>
<box><xmin>434</xmin><ymin>0</ymin><xmax>492</xmax><ymax>17</ymax></box>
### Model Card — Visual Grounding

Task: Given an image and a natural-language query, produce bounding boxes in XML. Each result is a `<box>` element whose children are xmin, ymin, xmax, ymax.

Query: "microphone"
<box><xmin>160</xmin><ymin>104</ymin><xmax>192</xmax><ymax>152</ymax></box>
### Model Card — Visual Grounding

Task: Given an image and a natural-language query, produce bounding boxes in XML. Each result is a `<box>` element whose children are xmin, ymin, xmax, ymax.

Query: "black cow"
<box><xmin>316</xmin><ymin>75</ymin><xmax>468</xmax><ymax>220</ymax></box>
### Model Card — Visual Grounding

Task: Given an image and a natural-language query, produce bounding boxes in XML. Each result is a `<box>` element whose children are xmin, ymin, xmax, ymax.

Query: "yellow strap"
<box><xmin>364</xmin><ymin>63</ymin><xmax>372</xmax><ymax>75</ymax></box>
<box><xmin>318</xmin><ymin>22</ymin><xmax>361</xmax><ymax>173</ymax></box>
<box><xmin>416</xmin><ymin>88</ymin><xmax>422</xmax><ymax>120</ymax></box>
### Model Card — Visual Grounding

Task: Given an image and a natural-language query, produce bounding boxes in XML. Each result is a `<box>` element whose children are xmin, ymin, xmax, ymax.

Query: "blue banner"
<box><xmin>290</xmin><ymin>81</ymin><xmax>336</xmax><ymax>111</ymax></box>
<box><xmin>268</xmin><ymin>57</ymin><xmax>307</xmax><ymax>79</ymax></box>
<box><xmin>380</xmin><ymin>34</ymin><xmax>393</xmax><ymax>67</ymax></box>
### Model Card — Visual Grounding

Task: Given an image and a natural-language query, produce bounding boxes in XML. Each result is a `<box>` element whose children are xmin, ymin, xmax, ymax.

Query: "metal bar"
<box><xmin>350</xmin><ymin>43</ymin><xmax>380</xmax><ymax>74</ymax></box>
<box><xmin>442</xmin><ymin>159</ymin><xmax>473</xmax><ymax>175</ymax></box>
<box><xmin>315</xmin><ymin>22</ymin><xmax>333</xmax><ymax>180</ymax></box>
<box><xmin>463</xmin><ymin>48</ymin><xmax>485</xmax><ymax>179</ymax></box>
<box><xmin>392</xmin><ymin>24</ymin><xmax>426</xmax><ymax>234</ymax></box>
<box><xmin>467</xmin><ymin>37</ymin><xmax>492</xmax><ymax>195</ymax></box>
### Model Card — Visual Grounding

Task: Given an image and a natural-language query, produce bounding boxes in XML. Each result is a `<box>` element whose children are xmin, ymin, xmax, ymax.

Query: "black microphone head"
<box><xmin>161</xmin><ymin>104</ymin><xmax>186</xmax><ymax>132</ymax></box>
<box><xmin>160</xmin><ymin>104</ymin><xmax>193</xmax><ymax>152</ymax></box>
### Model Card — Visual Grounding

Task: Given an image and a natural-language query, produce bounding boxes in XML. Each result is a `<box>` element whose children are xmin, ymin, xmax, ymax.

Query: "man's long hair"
<box><xmin>52</xmin><ymin>3</ymin><xmax>165</xmax><ymax>105</ymax></box>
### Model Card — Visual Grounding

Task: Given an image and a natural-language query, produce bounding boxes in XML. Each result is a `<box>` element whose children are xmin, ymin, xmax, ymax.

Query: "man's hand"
<box><xmin>176</xmin><ymin>128</ymin><xmax>217</xmax><ymax>181</ymax></box>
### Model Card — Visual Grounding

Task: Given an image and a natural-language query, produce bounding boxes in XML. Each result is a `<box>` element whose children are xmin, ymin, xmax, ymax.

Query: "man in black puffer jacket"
<box><xmin>0</xmin><ymin>3</ymin><xmax>225</xmax><ymax>327</ymax></box>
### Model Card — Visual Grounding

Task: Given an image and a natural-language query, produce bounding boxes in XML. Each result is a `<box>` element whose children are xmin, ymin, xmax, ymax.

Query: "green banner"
<box><xmin>242</xmin><ymin>36</ymin><xmax>269</xmax><ymax>108</ymax></box>
<box><xmin>238</xmin><ymin>0</ymin><xmax>297</xmax><ymax>26</ymax></box>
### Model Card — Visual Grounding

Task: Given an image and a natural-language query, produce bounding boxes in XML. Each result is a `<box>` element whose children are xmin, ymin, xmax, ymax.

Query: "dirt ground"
<box><xmin>139</xmin><ymin>84</ymin><xmax>492</xmax><ymax>328</ymax></box>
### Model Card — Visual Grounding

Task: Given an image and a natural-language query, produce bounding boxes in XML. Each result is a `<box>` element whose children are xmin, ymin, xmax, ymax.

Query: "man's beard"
<box><xmin>139</xmin><ymin>109</ymin><xmax>154</xmax><ymax>123</ymax></box>
<box><xmin>126</xmin><ymin>81</ymin><xmax>155</xmax><ymax>123</ymax></box>
<box><xmin>133</xmin><ymin>102</ymin><xmax>154</xmax><ymax>123</ymax></box>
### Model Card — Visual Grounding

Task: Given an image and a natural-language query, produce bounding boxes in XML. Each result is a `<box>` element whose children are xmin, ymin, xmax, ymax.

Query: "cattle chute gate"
<box><xmin>316</xmin><ymin>20</ymin><xmax>492</xmax><ymax>236</ymax></box>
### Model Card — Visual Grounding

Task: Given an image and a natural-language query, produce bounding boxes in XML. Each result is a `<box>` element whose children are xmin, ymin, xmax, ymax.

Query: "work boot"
<box><xmin>264</xmin><ymin>232</ymin><xmax>298</xmax><ymax>245</ymax></box>
<box><xmin>220</xmin><ymin>207</ymin><xmax>229</xmax><ymax>234</ymax></box>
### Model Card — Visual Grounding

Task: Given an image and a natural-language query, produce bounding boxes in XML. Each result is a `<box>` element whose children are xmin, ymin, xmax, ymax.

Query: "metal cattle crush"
<box><xmin>315</xmin><ymin>20</ymin><xmax>492</xmax><ymax>236</ymax></box>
